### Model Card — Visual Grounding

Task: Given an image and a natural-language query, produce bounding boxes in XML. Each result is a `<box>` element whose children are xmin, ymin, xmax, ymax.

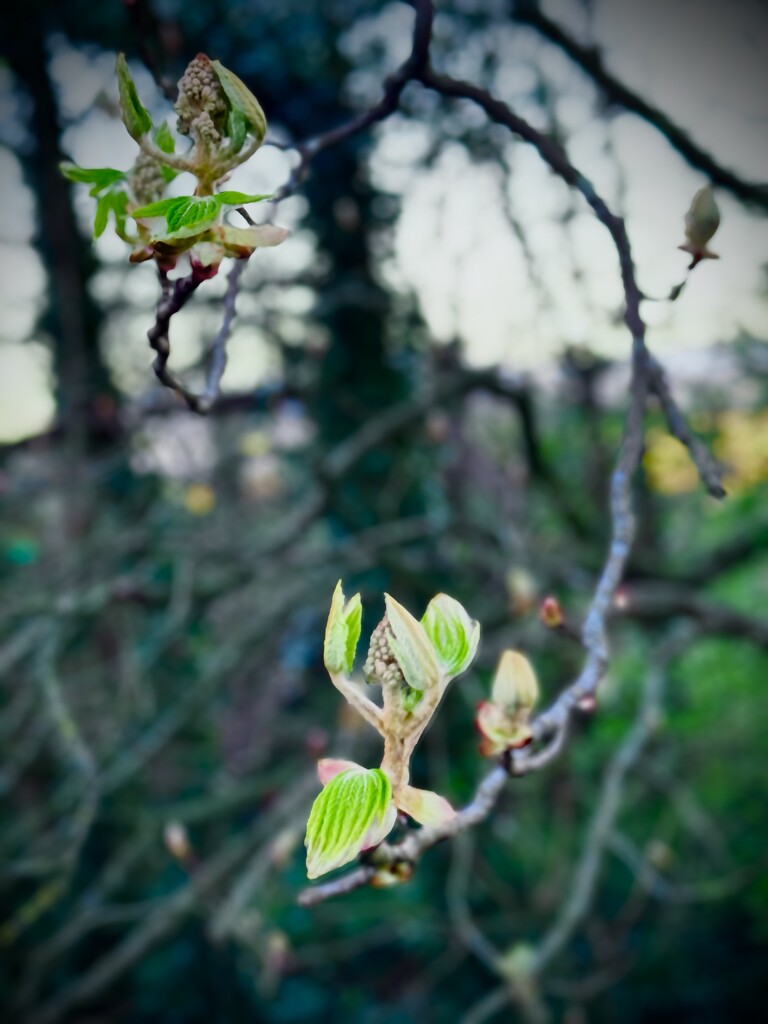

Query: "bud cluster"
<box><xmin>363</xmin><ymin>615</ymin><xmax>405</xmax><ymax>689</ymax></box>
<box><xmin>174</xmin><ymin>54</ymin><xmax>228</xmax><ymax>144</ymax></box>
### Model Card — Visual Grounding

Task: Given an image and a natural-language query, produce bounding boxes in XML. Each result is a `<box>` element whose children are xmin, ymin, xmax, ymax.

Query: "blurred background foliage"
<box><xmin>0</xmin><ymin>0</ymin><xmax>767</xmax><ymax>1022</ymax></box>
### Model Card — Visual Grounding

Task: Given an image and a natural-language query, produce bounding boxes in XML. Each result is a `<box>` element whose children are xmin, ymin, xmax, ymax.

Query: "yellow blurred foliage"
<box><xmin>183</xmin><ymin>483</ymin><xmax>216</xmax><ymax>515</ymax></box>
<box><xmin>645</xmin><ymin>411</ymin><xmax>768</xmax><ymax>495</ymax></box>
<box><xmin>644</xmin><ymin>431</ymin><xmax>699</xmax><ymax>495</ymax></box>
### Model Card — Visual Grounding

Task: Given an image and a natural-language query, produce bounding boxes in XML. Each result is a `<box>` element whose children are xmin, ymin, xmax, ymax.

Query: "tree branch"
<box><xmin>513</xmin><ymin>1</ymin><xmax>768</xmax><ymax>210</ymax></box>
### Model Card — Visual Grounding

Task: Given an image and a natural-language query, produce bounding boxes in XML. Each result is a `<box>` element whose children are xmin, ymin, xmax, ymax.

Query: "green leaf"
<box><xmin>215</xmin><ymin>191</ymin><xmax>272</xmax><ymax>207</ymax></box>
<box><xmin>384</xmin><ymin>594</ymin><xmax>440</xmax><ymax>693</ymax></box>
<box><xmin>130</xmin><ymin>197</ymin><xmax>181</xmax><ymax>219</ymax></box>
<box><xmin>324</xmin><ymin>580</ymin><xmax>363</xmax><ymax>676</ymax></box>
<box><xmin>212</xmin><ymin>60</ymin><xmax>267</xmax><ymax>146</ymax></box>
<box><xmin>116</xmin><ymin>54</ymin><xmax>152</xmax><ymax>141</ymax></box>
<box><xmin>93</xmin><ymin>194</ymin><xmax>111</xmax><ymax>238</ymax></box>
<box><xmin>60</xmin><ymin>164</ymin><xmax>125</xmax><ymax>196</ymax></box>
<box><xmin>305</xmin><ymin>767</ymin><xmax>394</xmax><ymax>879</ymax></box>
<box><xmin>153</xmin><ymin>122</ymin><xmax>175</xmax><ymax>154</ymax></box>
<box><xmin>92</xmin><ymin>189</ymin><xmax>130</xmax><ymax>239</ymax></box>
<box><xmin>227</xmin><ymin>107</ymin><xmax>247</xmax><ymax>153</ymax></box>
<box><xmin>421</xmin><ymin>593</ymin><xmax>480</xmax><ymax>679</ymax></box>
<box><xmin>132</xmin><ymin>195</ymin><xmax>222</xmax><ymax>240</ymax></box>
<box><xmin>166</xmin><ymin>196</ymin><xmax>220</xmax><ymax>233</ymax></box>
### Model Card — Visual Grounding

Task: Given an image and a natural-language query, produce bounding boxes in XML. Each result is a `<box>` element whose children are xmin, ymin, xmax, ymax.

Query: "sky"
<box><xmin>0</xmin><ymin>0</ymin><xmax>767</xmax><ymax>441</ymax></box>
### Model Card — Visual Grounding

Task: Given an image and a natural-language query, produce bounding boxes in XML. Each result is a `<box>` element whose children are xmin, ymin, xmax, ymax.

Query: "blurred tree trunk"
<box><xmin>7</xmin><ymin>19</ymin><xmax>118</xmax><ymax>446</ymax></box>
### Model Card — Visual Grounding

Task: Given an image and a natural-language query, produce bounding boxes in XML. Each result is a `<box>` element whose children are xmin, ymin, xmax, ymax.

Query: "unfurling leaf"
<box><xmin>421</xmin><ymin>593</ymin><xmax>480</xmax><ymax>680</ymax></box>
<box><xmin>324</xmin><ymin>580</ymin><xmax>363</xmax><ymax>675</ymax></box>
<box><xmin>212</xmin><ymin>60</ymin><xmax>267</xmax><ymax>147</ymax></box>
<box><xmin>116</xmin><ymin>54</ymin><xmax>153</xmax><ymax>141</ymax></box>
<box><xmin>384</xmin><ymin>594</ymin><xmax>440</xmax><ymax>693</ymax></box>
<box><xmin>305</xmin><ymin>767</ymin><xmax>394</xmax><ymax>879</ymax></box>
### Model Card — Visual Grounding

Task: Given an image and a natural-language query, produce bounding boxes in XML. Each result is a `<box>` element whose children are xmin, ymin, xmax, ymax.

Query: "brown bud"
<box><xmin>539</xmin><ymin>595</ymin><xmax>564</xmax><ymax>629</ymax></box>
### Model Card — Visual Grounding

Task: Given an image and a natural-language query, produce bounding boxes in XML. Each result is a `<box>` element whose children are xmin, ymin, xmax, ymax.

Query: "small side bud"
<box><xmin>491</xmin><ymin>651</ymin><xmax>539</xmax><ymax>713</ymax></box>
<box><xmin>116</xmin><ymin>54</ymin><xmax>153</xmax><ymax>142</ymax></box>
<box><xmin>476</xmin><ymin>650</ymin><xmax>539</xmax><ymax>756</ymax></box>
<box><xmin>323</xmin><ymin>580</ymin><xmax>363</xmax><ymax>676</ymax></box>
<box><xmin>679</xmin><ymin>185</ymin><xmax>720</xmax><ymax>268</ymax></box>
<box><xmin>539</xmin><ymin>595</ymin><xmax>564</xmax><ymax>629</ymax></box>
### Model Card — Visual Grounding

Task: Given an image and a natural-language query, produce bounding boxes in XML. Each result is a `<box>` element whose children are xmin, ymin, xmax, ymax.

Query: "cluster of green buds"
<box><xmin>475</xmin><ymin>650</ymin><xmax>539</xmax><ymax>756</ymax></box>
<box><xmin>678</xmin><ymin>185</ymin><xmax>720</xmax><ymax>269</ymax></box>
<box><xmin>61</xmin><ymin>52</ymin><xmax>286</xmax><ymax>276</ymax></box>
<box><xmin>305</xmin><ymin>583</ymin><xmax>481</xmax><ymax>879</ymax></box>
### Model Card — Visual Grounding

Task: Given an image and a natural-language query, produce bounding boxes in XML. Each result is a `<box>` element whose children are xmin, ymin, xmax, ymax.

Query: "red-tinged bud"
<box><xmin>539</xmin><ymin>595</ymin><xmax>564</xmax><ymax>629</ymax></box>
<box><xmin>614</xmin><ymin>586</ymin><xmax>629</xmax><ymax>611</ymax></box>
<box><xmin>576</xmin><ymin>694</ymin><xmax>597</xmax><ymax>713</ymax></box>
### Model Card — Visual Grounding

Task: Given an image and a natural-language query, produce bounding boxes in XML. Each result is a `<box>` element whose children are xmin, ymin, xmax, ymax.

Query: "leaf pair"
<box><xmin>131</xmin><ymin>192</ymin><xmax>271</xmax><ymax>240</ymax></box>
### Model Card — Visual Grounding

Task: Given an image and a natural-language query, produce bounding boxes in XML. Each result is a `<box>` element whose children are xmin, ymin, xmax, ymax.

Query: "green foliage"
<box><xmin>305</xmin><ymin>767</ymin><xmax>393</xmax><ymax>878</ymax></box>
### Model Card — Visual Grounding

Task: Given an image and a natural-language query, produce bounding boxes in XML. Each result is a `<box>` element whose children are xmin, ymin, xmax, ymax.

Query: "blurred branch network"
<box><xmin>1</xmin><ymin>0</ymin><xmax>767</xmax><ymax>1022</ymax></box>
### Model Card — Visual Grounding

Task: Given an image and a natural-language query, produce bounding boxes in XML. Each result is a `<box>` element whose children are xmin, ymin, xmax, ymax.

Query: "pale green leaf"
<box><xmin>421</xmin><ymin>593</ymin><xmax>480</xmax><ymax>679</ymax></box>
<box><xmin>212</xmin><ymin>60</ymin><xmax>267</xmax><ymax>145</ymax></box>
<box><xmin>227</xmin><ymin>107</ymin><xmax>247</xmax><ymax>152</ymax></box>
<box><xmin>397</xmin><ymin>785</ymin><xmax>456</xmax><ymax>826</ymax></box>
<box><xmin>490</xmin><ymin>650</ymin><xmax>538</xmax><ymax>712</ymax></box>
<box><xmin>305</xmin><ymin>767</ymin><xmax>393</xmax><ymax>879</ymax></box>
<box><xmin>153</xmin><ymin>122</ymin><xmax>175</xmax><ymax>154</ymax></box>
<box><xmin>384</xmin><ymin>594</ymin><xmax>439</xmax><ymax>693</ymax></box>
<box><xmin>324</xmin><ymin>580</ymin><xmax>362</xmax><ymax>675</ymax></box>
<box><xmin>215</xmin><ymin>191</ymin><xmax>272</xmax><ymax>207</ymax></box>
